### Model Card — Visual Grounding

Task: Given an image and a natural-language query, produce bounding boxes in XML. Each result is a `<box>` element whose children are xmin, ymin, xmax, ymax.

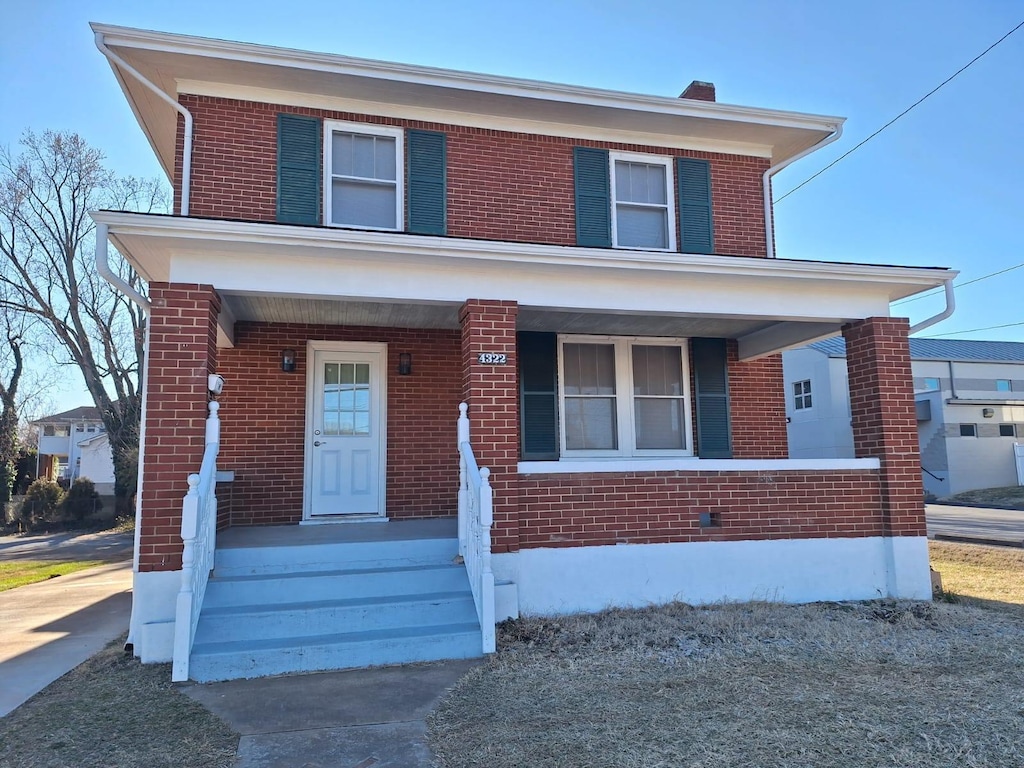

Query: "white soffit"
<box><xmin>92</xmin><ymin>23</ymin><xmax>843</xmax><ymax>180</ymax></box>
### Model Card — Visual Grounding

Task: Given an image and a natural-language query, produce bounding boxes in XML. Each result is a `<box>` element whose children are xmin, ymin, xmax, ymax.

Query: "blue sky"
<box><xmin>1</xmin><ymin>0</ymin><xmax>1022</xmax><ymax>412</ymax></box>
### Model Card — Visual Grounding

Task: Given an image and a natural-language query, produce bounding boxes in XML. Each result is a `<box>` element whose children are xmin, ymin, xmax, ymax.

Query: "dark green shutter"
<box><xmin>692</xmin><ymin>338</ymin><xmax>732</xmax><ymax>458</ymax></box>
<box><xmin>574</xmin><ymin>147</ymin><xmax>611</xmax><ymax>247</ymax></box>
<box><xmin>518</xmin><ymin>332</ymin><xmax>559</xmax><ymax>460</ymax></box>
<box><xmin>677</xmin><ymin>158</ymin><xmax>714</xmax><ymax>254</ymax></box>
<box><xmin>276</xmin><ymin>114</ymin><xmax>321</xmax><ymax>225</ymax></box>
<box><xmin>407</xmin><ymin>129</ymin><xmax>447</xmax><ymax>235</ymax></box>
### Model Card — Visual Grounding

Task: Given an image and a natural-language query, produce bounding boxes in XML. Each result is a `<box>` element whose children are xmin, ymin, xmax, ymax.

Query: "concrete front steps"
<box><xmin>188</xmin><ymin>518</ymin><xmax>483</xmax><ymax>682</ymax></box>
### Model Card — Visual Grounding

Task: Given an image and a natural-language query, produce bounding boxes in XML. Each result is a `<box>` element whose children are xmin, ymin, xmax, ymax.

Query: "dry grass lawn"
<box><xmin>0</xmin><ymin>560</ymin><xmax>103</xmax><ymax>592</ymax></box>
<box><xmin>0</xmin><ymin>636</ymin><xmax>237</xmax><ymax>768</ymax></box>
<box><xmin>929</xmin><ymin>539</ymin><xmax>1024</xmax><ymax>616</ymax></box>
<box><xmin>943</xmin><ymin>485</ymin><xmax>1024</xmax><ymax>509</ymax></box>
<box><xmin>430</xmin><ymin>599</ymin><xmax>1024</xmax><ymax>768</ymax></box>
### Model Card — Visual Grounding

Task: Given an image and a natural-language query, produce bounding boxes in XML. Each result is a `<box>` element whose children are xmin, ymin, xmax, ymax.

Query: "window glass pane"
<box><xmin>350</xmin><ymin>135</ymin><xmax>376</xmax><ymax>178</ymax></box>
<box><xmin>332</xmin><ymin>180</ymin><xmax>397</xmax><ymax>228</ymax></box>
<box><xmin>355</xmin><ymin>364</ymin><xmax>370</xmax><ymax>385</ymax></box>
<box><xmin>374</xmin><ymin>138</ymin><xmax>397</xmax><ymax>180</ymax></box>
<box><xmin>324</xmin><ymin>412</ymin><xmax>341</xmax><ymax>435</ymax></box>
<box><xmin>635</xmin><ymin>399</ymin><xmax>685</xmax><ymax>449</ymax></box>
<box><xmin>959</xmin><ymin>424</ymin><xmax>976</xmax><ymax>437</ymax></box>
<box><xmin>923</xmin><ymin>377</ymin><xmax>940</xmax><ymax>390</ymax></box>
<box><xmin>996</xmin><ymin>379</ymin><xmax>1012</xmax><ymax>392</ymax></box>
<box><xmin>354</xmin><ymin>412</ymin><xmax>371</xmax><ymax>435</ymax></box>
<box><xmin>563</xmin><ymin>344</ymin><xmax>615</xmax><ymax>396</ymax></box>
<box><xmin>564</xmin><ymin>397</ymin><xmax>617</xmax><ymax>450</ymax></box>
<box><xmin>616</xmin><ymin>206</ymin><xmax>668</xmax><ymax>249</ymax></box>
<box><xmin>999</xmin><ymin>424</ymin><xmax>1015</xmax><ymax>437</ymax></box>
<box><xmin>616</xmin><ymin>161</ymin><xmax>666</xmax><ymax>204</ymax></box>
<box><xmin>803</xmin><ymin>394</ymin><xmax>812</xmax><ymax>408</ymax></box>
<box><xmin>332</xmin><ymin>133</ymin><xmax>354</xmax><ymax>176</ymax></box>
<box><xmin>632</xmin><ymin>346</ymin><xmax>683</xmax><ymax>396</ymax></box>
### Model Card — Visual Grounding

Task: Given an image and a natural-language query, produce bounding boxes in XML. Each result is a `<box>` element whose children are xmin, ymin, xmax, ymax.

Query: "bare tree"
<box><xmin>0</xmin><ymin>130</ymin><xmax>167</xmax><ymax>514</ymax></box>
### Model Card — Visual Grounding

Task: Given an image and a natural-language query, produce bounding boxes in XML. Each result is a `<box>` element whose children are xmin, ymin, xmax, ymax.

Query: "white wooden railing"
<box><xmin>171</xmin><ymin>401</ymin><xmax>221</xmax><ymax>682</ymax></box>
<box><xmin>457</xmin><ymin>403</ymin><xmax>496</xmax><ymax>654</ymax></box>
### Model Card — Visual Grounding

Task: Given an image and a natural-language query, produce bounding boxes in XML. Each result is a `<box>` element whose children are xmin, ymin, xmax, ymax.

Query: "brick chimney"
<box><xmin>679</xmin><ymin>81</ymin><xmax>716</xmax><ymax>102</ymax></box>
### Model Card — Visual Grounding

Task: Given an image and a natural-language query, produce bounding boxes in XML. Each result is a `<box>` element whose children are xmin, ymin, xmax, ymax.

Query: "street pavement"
<box><xmin>0</xmin><ymin>532</ymin><xmax>133</xmax><ymax>717</ymax></box>
<box><xmin>926</xmin><ymin>503</ymin><xmax>1024</xmax><ymax>545</ymax></box>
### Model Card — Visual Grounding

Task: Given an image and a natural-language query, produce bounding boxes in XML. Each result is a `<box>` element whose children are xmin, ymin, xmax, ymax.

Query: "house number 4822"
<box><xmin>477</xmin><ymin>353</ymin><xmax>508</xmax><ymax>365</ymax></box>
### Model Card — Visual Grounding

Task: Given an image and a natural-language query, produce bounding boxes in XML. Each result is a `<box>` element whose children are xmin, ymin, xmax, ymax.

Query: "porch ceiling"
<box><xmin>94</xmin><ymin>211</ymin><xmax>956</xmax><ymax>360</ymax></box>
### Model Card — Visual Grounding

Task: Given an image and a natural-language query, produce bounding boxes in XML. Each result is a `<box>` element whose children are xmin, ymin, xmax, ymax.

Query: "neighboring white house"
<box><xmin>783</xmin><ymin>338</ymin><xmax>1024</xmax><ymax>497</ymax></box>
<box><xmin>31</xmin><ymin>406</ymin><xmax>115</xmax><ymax>493</ymax></box>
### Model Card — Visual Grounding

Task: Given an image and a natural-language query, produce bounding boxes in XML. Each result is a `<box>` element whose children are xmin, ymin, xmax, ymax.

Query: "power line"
<box><xmin>892</xmin><ymin>261</ymin><xmax>1024</xmax><ymax>307</ymax></box>
<box><xmin>929</xmin><ymin>320</ymin><xmax>1024</xmax><ymax>338</ymax></box>
<box><xmin>775</xmin><ymin>19</ymin><xmax>1024</xmax><ymax>203</ymax></box>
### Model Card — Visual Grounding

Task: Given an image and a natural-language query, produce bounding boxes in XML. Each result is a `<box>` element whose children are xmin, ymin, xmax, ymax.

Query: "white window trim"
<box><xmin>557</xmin><ymin>335</ymin><xmax>693</xmax><ymax>458</ymax></box>
<box><xmin>323</xmin><ymin>120</ymin><xmax>404</xmax><ymax>231</ymax></box>
<box><xmin>609</xmin><ymin>151</ymin><xmax>676</xmax><ymax>252</ymax></box>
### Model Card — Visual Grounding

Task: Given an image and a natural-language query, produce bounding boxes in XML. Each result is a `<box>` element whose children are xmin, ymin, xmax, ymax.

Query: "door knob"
<box><xmin>313</xmin><ymin>441</ymin><xmax>322</xmax><ymax>447</ymax></box>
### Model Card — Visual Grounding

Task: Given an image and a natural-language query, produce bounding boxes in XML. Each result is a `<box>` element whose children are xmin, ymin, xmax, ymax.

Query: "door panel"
<box><xmin>308</xmin><ymin>348</ymin><xmax>384</xmax><ymax>517</ymax></box>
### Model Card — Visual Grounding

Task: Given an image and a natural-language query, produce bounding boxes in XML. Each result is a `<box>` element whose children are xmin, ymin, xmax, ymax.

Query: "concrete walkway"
<box><xmin>182</xmin><ymin>659</ymin><xmax>482</xmax><ymax>767</ymax></box>
<box><xmin>0</xmin><ymin>558</ymin><xmax>132</xmax><ymax>717</ymax></box>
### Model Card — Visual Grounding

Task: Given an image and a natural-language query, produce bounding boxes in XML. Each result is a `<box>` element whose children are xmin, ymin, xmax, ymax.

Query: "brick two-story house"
<box><xmin>92</xmin><ymin>24</ymin><xmax>955</xmax><ymax>682</ymax></box>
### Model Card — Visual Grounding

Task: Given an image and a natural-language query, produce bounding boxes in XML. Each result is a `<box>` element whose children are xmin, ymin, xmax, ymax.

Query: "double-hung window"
<box><xmin>610</xmin><ymin>153</ymin><xmax>676</xmax><ymax>251</ymax></box>
<box><xmin>324</xmin><ymin>121</ymin><xmax>403</xmax><ymax>230</ymax></box>
<box><xmin>558</xmin><ymin>336</ymin><xmax>692</xmax><ymax>456</ymax></box>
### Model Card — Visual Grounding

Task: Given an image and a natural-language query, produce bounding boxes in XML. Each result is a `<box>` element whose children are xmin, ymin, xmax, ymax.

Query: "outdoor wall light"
<box><xmin>398</xmin><ymin>352</ymin><xmax>412</xmax><ymax>376</ymax></box>
<box><xmin>982</xmin><ymin>407</ymin><xmax>994</xmax><ymax>418</ymax></box>
<box><xmin>281</xmin><ymin>348</ymin><xmax>297</xmax><ymax>373</ymax></box>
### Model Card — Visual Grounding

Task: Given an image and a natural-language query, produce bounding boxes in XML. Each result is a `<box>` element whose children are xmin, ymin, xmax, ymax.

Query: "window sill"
<box><xmin>518</xmin><ymin>457</ymin><xmax>881</xmax><ymax>474</ymax></box>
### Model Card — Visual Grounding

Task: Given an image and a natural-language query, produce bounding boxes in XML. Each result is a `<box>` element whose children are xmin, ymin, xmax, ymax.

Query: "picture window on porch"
<box><xmin>558</xmin><ymin>337</ymin><xmax>692</xmax><ymax>457</ymax></box>
<box><xmin>610</xmin><ymin>153</ymin><xmax>676</xmax><ymax>251</ymax></box>
<box><xmin>324</xmin><ymin>121</ymin><xmax>403</xmax><ymax>231</ymax></box>
<box><xmin>793</xmin><ymin>379</ymin><xmax>812</xmax><ymax>410</ymax></box>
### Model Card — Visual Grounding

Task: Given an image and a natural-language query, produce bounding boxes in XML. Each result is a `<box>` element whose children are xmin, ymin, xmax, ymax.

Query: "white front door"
<box><xmin>306</xmin><ymin>344</ymin><xmax>386</xmax><ymax>518</ymax></box>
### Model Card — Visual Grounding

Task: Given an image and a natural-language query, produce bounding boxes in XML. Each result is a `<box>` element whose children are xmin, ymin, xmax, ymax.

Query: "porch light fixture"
<box><xmin>281</xmin><ymin>348</ymin><xmax>297</xmax><ymax>373</ymax></box>
<box><xmin>398</xmin><ymin>352</ymin><xmax>412</xmax><ymax>376</ymax></box>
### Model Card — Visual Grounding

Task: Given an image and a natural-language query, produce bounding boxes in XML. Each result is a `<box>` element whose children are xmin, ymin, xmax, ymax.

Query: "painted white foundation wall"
<box><xmin>129</xmin><ymin>570</ymin><xmax>180</xmax><ymax>663</ymax></box>
<box><xmin>492</xmin><ymin>536</ymin><xmax>931</xmax><ymax>617</ymax></box>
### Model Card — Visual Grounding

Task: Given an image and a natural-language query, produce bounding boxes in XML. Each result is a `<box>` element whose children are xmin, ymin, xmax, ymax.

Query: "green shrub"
<box><xmin>18</xmin><ymin>479</ymin><xmax>65</xmax><ymax>527</ymax></box>
<box><xmin>61</xmin><ymin>478</ymin><xmax>103</xmax><ymax>522</ymax></box>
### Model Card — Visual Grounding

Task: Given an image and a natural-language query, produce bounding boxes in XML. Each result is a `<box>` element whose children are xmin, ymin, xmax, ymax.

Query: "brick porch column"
<box><xmin>139</xmin><ymin>283</ymin><xmax>221</xmax><ymax>571</ymax></box>
<box><xmin>842</xmin><ymin>317</ymin><xmax>925</xmax><ymax>537</ymax></box>
<box><xmin>460</xmin><ymin>300</ymin><xmax>519</xmax><ymax>553</ymax></box>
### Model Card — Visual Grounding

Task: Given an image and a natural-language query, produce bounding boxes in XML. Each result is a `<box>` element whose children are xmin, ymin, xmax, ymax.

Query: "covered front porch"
<box><xmin>100</xmin><ymin>212</ymin><xmax>953</xmax><ymax>679</ymax></box>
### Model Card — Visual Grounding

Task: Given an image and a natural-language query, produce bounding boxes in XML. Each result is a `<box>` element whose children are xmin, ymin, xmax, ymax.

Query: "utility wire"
<box><xmin>892</xmin><ymin>261</ymin><xmax>1024</xmax><ymax>307</ymax></box>
<box><xmin>929</xmin><ymin>320</ymin><xmax>1024</xmax><ymax>338</ymax></box>
<box><xmin>775</xmin><ymin>19</ymin><xmax>1024</xmax><ymax>203</ymax></box>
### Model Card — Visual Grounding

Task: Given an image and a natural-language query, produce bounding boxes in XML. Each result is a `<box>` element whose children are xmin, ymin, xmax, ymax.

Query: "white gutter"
<box><xmin>908</xmin><ymin>278</ymin><xmax>956</xmax><ymax>335</ymax></box>
<box><xmin>94</xmin><ymin>31</ymin><xmax>192</xmax><ymax>216</ymax></box>
<box><xmin>95</xmin><ymin>222</ymin><xmax>151</xmax><ymax>314</ymax></box>
<box><xmin>762</xmin><ymin>123</ymin><xmax>843</xmax><ymax>259</ymax></box>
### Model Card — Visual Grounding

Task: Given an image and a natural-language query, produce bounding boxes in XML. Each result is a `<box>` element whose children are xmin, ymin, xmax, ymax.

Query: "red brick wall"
<box><xmin>519</xmin><ymin>469</ymin><xmax>883</xmax><ymax>548</ymax></box>
<box><xmin>174</xmin><ymin>95</ymin><xmax>769</xmax><ymax>257</ymax></box>
<box><xmin>726</xmin><ymin>343</ymin><xmax>788</xmax><ymax>459</ymax></box>
<box><xmin>139</xmin><ymin>284</ymin><xmax>220</xmax><ymax>572</ymax></box>
<box><xmin>215</xmin><ymin>323</ymin><xmax>462</xmax><ymax>526</ymax></box>
<box><xmin>843</xmin><ymin>317</ymin><xmax>925</xmax><ymax>536</ymax></box>
<box><xmin>460</xmin><ymin>300</ymin><xmax>520</xmax><ymax>553</ymax></box>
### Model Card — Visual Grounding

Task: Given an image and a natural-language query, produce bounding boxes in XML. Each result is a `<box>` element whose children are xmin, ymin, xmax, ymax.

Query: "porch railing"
<box><xmin>171</xmin><ymin>401</ymin><xmax>221</xmax><ymax>682</ymax></box>
<box><xmin>457</xmin><ymin>403</ymin><xmax>496</xmax><ymax>654</ymax></box>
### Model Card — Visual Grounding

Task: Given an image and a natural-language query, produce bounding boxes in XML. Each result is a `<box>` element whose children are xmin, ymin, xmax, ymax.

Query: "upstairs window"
<box><xmin>793</xmin><ymin>379</ymin><xmax>813</xmax><ymax>410</ymax></box>
<box><xmin>996</xmin><ymin>379</ymin><xmax>1013</xmax><ymax>392</ymax></box>
<box><xmin>324</xmin><ymin>122</ymin><xmax>403</xmax><ymax>230</ymax></box>
<box><xmin>610</xmin><ymin>153</ymin><xmax>676</xmax><ymax>251</ymax></box>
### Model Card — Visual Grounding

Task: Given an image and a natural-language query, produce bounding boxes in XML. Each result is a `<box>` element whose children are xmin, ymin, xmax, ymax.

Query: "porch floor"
<box><xmin>217</xmin><ymin>517</ymin><xmax>458</xmax><ymax>550</ymax></box>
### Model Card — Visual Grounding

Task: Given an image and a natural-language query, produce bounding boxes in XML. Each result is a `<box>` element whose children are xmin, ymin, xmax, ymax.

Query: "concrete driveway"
<box><xmin>0</xmin><ymin>531</ymin><xmax>133</xmax><ymax>717</ymax></box>
<box><xmin>926</xmin><ymin>503</ymin><xmax>1024</xmax><ymax>545</ymax></box>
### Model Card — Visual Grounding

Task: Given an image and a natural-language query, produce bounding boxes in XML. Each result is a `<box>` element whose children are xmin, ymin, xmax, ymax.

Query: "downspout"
<box><xmin>908</xmin><ymin>278</ymin><xmax>956</xmax><ymax>335</ymax></box>
<box><xmin>94</xmin><ymin>32</ymin><xmax>192</xmax><ymax>216</ymax></box>
<box><xmin>763</xmin><ymin>123</ymin><xmax>843</xmax><ymax>259</ymax></box>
